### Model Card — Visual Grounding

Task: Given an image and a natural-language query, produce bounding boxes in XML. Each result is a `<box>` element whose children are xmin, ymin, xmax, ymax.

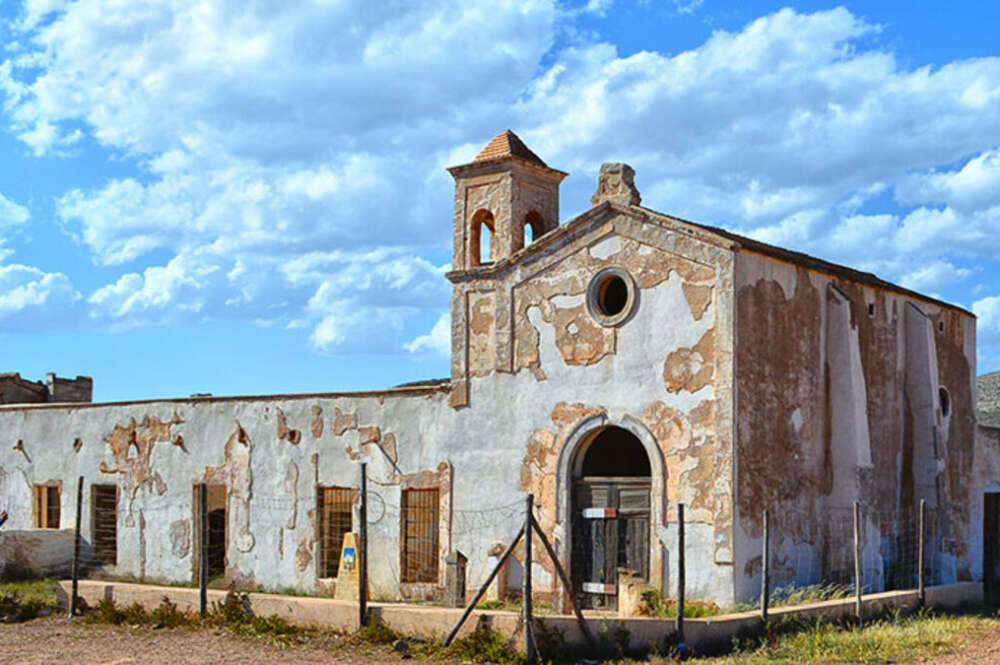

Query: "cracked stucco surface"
<box><xmin>0</xmin><ymin>200</ymin><xmax>986</xmax><ymax>607</ymax></box>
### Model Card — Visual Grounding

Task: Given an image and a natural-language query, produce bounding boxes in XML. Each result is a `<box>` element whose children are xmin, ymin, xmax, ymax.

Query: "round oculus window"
<box><xmin>587</xmin><ymin>267</ymin><xmax>637</xmax><ymax>327</ymax></box>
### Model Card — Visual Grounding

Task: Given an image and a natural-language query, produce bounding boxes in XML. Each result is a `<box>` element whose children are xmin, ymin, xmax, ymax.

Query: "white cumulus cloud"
<box><xmin>405</xmin><ymin>312</ymin><xmax>451</xmax><ymax>357</ymax></box>
<box><xmin>3</xmin><ymin>3</ymin><xmax>1000</xmax><ymax>367</ymax></box>
<box><xmin>0</xmin><ymin>191</ymin><xmax>29</xmax><ymax>228</ymax></box>
<box><xmin>1</xmin><ymin>0</ymin><xmax>555</xmax><ymax>350</ymax></box>
<box><xmin>0</xmin><ymin>263</ymin><xmax>80</xmax><ymax>330</ymax></box>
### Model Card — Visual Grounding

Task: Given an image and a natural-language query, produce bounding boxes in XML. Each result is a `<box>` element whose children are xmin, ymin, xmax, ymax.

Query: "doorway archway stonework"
<box><xmin>552</xmin><ymin>412</ymin><xmax>667</xmax><ymax>608</ymax></box>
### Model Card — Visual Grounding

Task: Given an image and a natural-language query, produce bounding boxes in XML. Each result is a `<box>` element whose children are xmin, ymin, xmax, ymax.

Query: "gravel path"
<box><xmin>0</xmin><ymin>617</ymin><xmax>400</xmax><ymax>665</ymax></box>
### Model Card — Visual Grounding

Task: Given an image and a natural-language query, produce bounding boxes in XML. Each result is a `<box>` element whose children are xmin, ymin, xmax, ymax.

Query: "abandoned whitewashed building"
<box><xmin>2</xmin><ymin>130</ymin><xmax>999</xmax><ymax>608</ymax></box>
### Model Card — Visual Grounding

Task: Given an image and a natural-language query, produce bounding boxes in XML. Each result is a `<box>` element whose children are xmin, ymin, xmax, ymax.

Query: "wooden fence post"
<box><xmin>200</xmin><ymin>483</ymin><xmax>208</xmax><ymax>618</ymax></box>
<box><xmin>854</xmin><ymin>501</ymin><xmax>862</xmax><ymax>623</ymax></box>
<box><xmin>918</xmin><ymin>499</ymin><xmax>926</xmax><ymax>606</ymax></box>
<box><xmin>524</xmin><ymin>494</ymin><xmax>536</xmax><ymax>665</ymax></box>
<box><xmin>761</xmin><ymin>508</ymin><xmax>770</xmax><ymax>623</ymax></box>
<box><xmin>360</xmin><ymin>462</ymin><xmax>369</xmax><ymax>627</ymax></box>
<box><xmin>68</xmin><ymin>476</ymin><xmax>83</xmax><ymax>618</ymax></box>
<box><xmin>677</xmin><ymin>502</ymin><xmax>685</xmax><ymax>644</ymax></box>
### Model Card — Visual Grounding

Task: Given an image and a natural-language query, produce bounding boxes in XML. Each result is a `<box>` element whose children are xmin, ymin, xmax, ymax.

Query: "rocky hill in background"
<box><xmin>980</xmin><ymin>371</ymin><xmax>1000</xmax><ymax>428</ymax></box>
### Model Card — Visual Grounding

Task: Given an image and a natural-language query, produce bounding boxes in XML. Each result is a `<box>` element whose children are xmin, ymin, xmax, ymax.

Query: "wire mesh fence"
<box><xmin>45</xmin><ymin>460</ymin><xmax>966</xmax><ymax>628</ymax></box>
<box><xmin>761</xmin><ymin>500</ymin><xmax>948</xmax><ymax>613</ymax></box>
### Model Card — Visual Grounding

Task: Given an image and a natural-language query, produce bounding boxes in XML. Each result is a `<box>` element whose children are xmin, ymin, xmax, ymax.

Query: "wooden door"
<box><xmin>571</xmin><ymin>478</ymin><xmax>650</xmax><ymax>609</ymax></box>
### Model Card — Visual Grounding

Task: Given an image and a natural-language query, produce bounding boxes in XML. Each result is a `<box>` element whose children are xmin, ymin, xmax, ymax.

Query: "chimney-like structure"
<box><xmin>0</xmin><ymin>372</ymin><xmax>92</xmax><ymax>404</ymax></box>
<box><xmin>44</xmin><ymin>373</ymin><xmax>93</xmax><ymax>403</ymax></box>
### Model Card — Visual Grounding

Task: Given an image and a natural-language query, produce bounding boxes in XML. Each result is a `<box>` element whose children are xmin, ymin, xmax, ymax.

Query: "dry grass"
<box><xmin>695</xmin><ymin>607</ymin><xmax>994</xmax><ymax>664</ymax></box>
<box><xmin>3</xmin><ymin>576</ymin><xmax>993</xmax><ymax>665</ymax></box>
<box><xmin>0</xmin><ymin>577</ymin><xmax>61</xmax><ymax>621</ymax></box>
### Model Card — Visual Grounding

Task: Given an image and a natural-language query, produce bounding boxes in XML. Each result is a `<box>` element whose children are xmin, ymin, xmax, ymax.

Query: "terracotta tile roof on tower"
<box><xmin>474</xmin><ymin>130</ymin><xmax>548</xmax><ymax>167</ymax></box>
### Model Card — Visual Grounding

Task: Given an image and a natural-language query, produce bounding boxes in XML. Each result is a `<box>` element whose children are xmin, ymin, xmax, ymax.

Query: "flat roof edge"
<box><xmin>0</xmin><ymin>383</ymin><xmax>452</xmax><ymax>412</ymax></box>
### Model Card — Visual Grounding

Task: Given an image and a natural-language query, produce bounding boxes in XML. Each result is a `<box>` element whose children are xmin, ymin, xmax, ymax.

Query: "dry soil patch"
<box><xmin>0</xmin><ymin>616</ymin><xmax>398</xmax><ymax>665</ymax></box>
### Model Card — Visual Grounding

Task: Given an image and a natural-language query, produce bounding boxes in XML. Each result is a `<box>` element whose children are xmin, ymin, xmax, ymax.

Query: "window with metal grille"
<box><xmin>33</xmin><ymin>485</ymin><xmax>60</xmax><ymax>529</ymax></box>
<box><xmin>91</xmin><ymin>485</ymin><xmax>118</xmax><ymax>565</ymax></box>
<box><xmin>317</xmin><ymin>486</ymin><xmax>354</xmax><ymax>578</ymax></box>
<box><xmin>400</xmin><ymin>488</ymin><xmax>439</xmax><ymax>583</ymax></box>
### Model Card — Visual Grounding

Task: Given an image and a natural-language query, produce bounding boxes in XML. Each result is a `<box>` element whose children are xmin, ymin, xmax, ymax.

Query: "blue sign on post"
<box><xmin>342</xmin><ymin>547</ymin><xmax>355</xmax><ymax>571</ymax></box>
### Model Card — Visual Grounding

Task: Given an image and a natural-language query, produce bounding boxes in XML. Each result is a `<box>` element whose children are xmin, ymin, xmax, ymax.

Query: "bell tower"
<box><xmin>447</xmin><ymin>130</ymin><xmax>567</xmax><ymax>270</ymax></box>
<box><xmin>445</xmin><ymin>131</ymin><xmax>567</xmax><ymax>409</ymax></box>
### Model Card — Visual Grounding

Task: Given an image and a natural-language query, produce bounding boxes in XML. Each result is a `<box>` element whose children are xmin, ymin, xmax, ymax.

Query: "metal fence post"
<box><xmin>918</xmin><ymin>499</ymin><xmax>926</xmax><ymax>606</ymax></box>
<box><xmin>676</xmin><ymin>502</ymin><xmax>685</xmax><ymax>644</ymax></box>
<box><xmin>761</xmin><ymin>508</ymin><xmax>770</xmax><ymax>623</ymax></box>
<box><xmin>199</xmin><ymin>482</ymin><xmax>208</xmax><ymax>618</ymax></box>
<box><xmin>524</xmin><ymin>494</ymin><xmax>536</xmax><ymax>665</ymax></box>
<box><xmin>68</xmin><ymin>476</ymin><xmax>83</xmax><ymax>617</ymax></box>
<box><xmin>360</xmin><ymin>462</ymin><xmax>369</xmax><ymax>627</ymax></box>
<box><xmin>529</xmin><ymin>516</ymin><xmax>597</xmax><ymax>648</ymax></box>
<box><xmin>443</xmin><ymin>526</ymin><xmax>525</xmax><ymax>647</ymax></box>
<box><xmin>853</xmin><ymin>501</ymin><xmax>862</xmax><ymax>622</ymax></box>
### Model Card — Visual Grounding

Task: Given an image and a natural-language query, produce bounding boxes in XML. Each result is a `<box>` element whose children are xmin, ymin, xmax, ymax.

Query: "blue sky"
<box><xmin>2</xmin><ymin>1</ymin><xmax>1000</xmax><ymax>401</ymax></box>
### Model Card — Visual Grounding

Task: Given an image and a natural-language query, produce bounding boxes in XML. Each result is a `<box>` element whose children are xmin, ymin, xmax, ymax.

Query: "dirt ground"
<box><xmin>4</xmin><ymin>616</ymin><xmax>1000</xmax><ymax>664</ymax></box>
<box><xmin>0</xmin><ymin>616</ymin><xmax>400</xmax><ymax>665</ymax></box>
<box><xmin>912</xmin><ymin>624</ymin><xmax>1000</xmax><ymax>664</ymax></box>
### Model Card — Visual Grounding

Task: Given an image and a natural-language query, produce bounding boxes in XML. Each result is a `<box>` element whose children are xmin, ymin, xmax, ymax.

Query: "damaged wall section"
<box><xmin>732</xmin><ymin>251</ymin><xmax>980</xmax><ymax>603</ymax></box>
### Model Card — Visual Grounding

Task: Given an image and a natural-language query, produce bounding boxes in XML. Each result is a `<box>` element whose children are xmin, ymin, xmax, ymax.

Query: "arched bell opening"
<box><xmin>470</xmin><ymin>209</ymin><xmax>495</xmax><ymax>266</ymax></box>
<box><xmin>523</xmin><ymin>210</ymin><xmax>545</xmax><ymax>248</ymax></box>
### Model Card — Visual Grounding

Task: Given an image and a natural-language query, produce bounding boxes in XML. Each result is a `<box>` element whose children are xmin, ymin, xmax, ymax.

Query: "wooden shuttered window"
<box><xmin>33</xmin><ymin>485</ymin><xmax>60</xmax><ymax>529</ymax></box>
<box><xmin>317</xmin><ymin>486</ymin><xmax>354</xmax><ymax>578</ymax></box>
<box><xmin>400</xmin><ymin>488</ymin><xmax>439</xmax><ymax>583</ymax></box>
<box><xmin>91</xmin><ymin>485</ymin><xmax>119</xmax><ymax>565</ymax></box>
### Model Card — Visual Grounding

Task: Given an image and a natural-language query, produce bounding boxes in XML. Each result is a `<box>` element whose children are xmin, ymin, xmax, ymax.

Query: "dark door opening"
<box><xmin>193</xmin><ymin>484</ymin><xmax>228</xmax><ymax>581</ymax></box>
<box><xmin>985</xmin><ymin>492</ymin><xmax>1000</xmax><ymax>606</ymax></box>
<box><xmin>571</xmin><ymin>426</ymin><xmax>651</xmax><ymax>610</ymax></box>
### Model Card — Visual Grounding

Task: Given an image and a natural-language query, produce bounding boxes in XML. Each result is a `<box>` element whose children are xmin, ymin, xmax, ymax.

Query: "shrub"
<box><xmin>121</xmin><ymin>602</ymin><xmax>150</xmax><ymax>624</ymax></box>
<box><xmin>247</xmin><ymin>614</ymin><xmax>299</xmax><ymax>638</ymax></box>
<box><xmin>772</xmin><ymin>582</ymin><xmax>853</xmax><ymax>607</ymax></box>
<box><xmin>638</xmin><ymin>587</ymin><xmax>721</xmax><ymax>618</ymax></box>
<box><xmin>0</xmin><ymin>576</ymin><xmax>59</xmax><ymax>621</ymax></box>
<box><xmin>358</xmin><ymin>615</ymin><xmax>399</xmax><ymax>644</ymax></box>
<box><xmin>449</xmin><ymin>627</ymin><xmax>524</xmax><ymax>664</ymax></box>
<box><xmin>150</xmin><ymin>596</ymin><xmax>194</xmax><ymax>628</ymax></box>
<box><xmin>0</xmin><ymin>590</ymin><xmax>47</xmax><ymax>622</ymax></box>
<box><xmin>84</xmin><ymin>596</ymin><xmax>127</xmax><ymax>625</ymax></box>
<box><xmin>206</xmin><ymin>586</ymin><xmax>252</xmax><ymax>626</ymax></box>
<box><xmin>475</xmin><ymin>597</ymin><xmax>525</xmax><ymax>613</ymax></box>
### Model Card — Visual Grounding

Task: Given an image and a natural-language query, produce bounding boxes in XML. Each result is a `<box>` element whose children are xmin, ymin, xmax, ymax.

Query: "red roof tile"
<box><xmin>474</xmin><ymin>130</ymin><xmax>547</xmax><ymax>167</ymax></box>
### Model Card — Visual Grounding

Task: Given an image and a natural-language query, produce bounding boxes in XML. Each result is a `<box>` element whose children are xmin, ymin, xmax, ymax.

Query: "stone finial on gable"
<box><xmin>591</xmin><ymin>162</ymin><xmax>641</xmax><ymax>207</ymax></box>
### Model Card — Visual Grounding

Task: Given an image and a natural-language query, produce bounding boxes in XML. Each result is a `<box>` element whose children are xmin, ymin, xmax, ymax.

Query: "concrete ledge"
<box><xmin>57</xmin><ymin>581</ymin><xmax>361</xmax><ymax>631</ymax></box>
<box><xmin>925</xmin><ymin>581</ymin><xmax>982</xmax><ymax>608</ymax></box>
<box><xmin>57</xmin><ymin>580</ymin><xmax>985</xmax><ymax>655</ymax></box>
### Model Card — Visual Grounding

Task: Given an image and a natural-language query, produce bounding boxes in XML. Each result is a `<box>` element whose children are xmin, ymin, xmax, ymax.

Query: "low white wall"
<box><xmin>57</xmin><ymin>579</ymin><xmax>984</xmax><ymax>656</ymax></box>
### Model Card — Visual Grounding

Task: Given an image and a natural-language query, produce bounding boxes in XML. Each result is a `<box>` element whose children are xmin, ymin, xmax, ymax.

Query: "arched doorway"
<box><xmin>571</xmin><ymin>426</ymin><xmax>652</xmax><ymax>609</ymax></box>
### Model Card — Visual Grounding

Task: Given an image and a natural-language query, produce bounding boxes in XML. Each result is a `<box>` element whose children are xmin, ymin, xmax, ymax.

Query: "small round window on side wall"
<box><xmin>587</xmin><ymin>267</ymin><xmax>637</xmax><ymax>327</ymax></box>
